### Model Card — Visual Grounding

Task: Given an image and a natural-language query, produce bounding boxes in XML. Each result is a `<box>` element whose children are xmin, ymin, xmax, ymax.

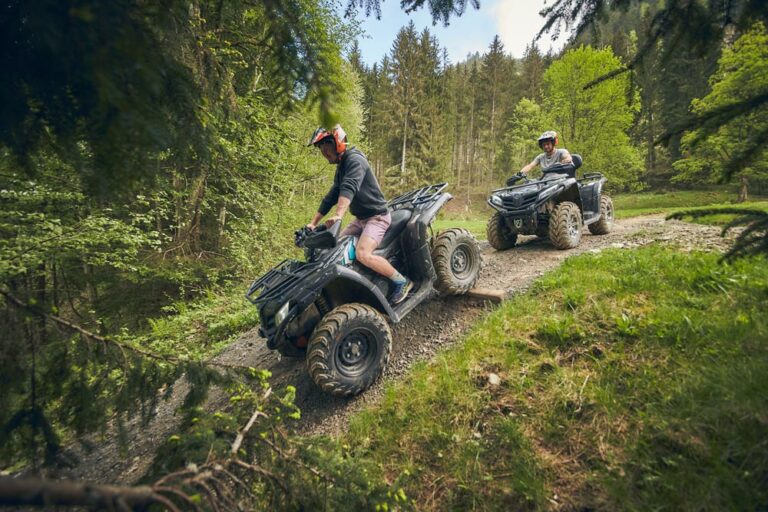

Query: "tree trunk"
<box><xmin>217</xmin><ymin>205</ymin><xmax>227</xmax><ymax>247</ymax></box>
<box><xmin>186</xmin><ymin>171</ymin><xmax>208</xmax><ymax>253</ymax></box>
<box><xmin>467</xmin><ymin>100</ymin><xmax>475</xmax><ymax>205</ymax></box>
<box><xmin>738</xmin><ymin>174</ymin><xmax>749</xmax><ymax>203</ymax></box>
<box><xmin>489</xmin><ymin>91</ymin><xmax>496</xmax><ymax>186</ymax></box>
<box><xmin>400</xmin><ymin>109</ymin><xmax>408</xmax><ymax>185</ymax></box>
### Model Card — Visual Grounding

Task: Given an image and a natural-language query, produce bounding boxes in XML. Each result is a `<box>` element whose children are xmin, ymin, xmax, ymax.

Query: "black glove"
<box><xmin>506</xmin><ymin>173</ymin><xmax>524</xmax><ymax>186</ymax></box>
<box><xmin>295</xmin><ymin>226</ymin><xmax>311</xmax><ymax>247</ymax></box>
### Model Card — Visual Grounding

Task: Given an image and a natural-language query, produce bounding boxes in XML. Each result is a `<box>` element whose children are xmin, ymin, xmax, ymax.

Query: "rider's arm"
<box><xmin>560</xmin><ymin>149</ymin><xmax>573</xmax><ymax>164</ymax></box>
<box><xmin>331</xmin><ymin>197</ymin><xmax>351</xmax><ymax>220</ymax></box>
<box><xmin>520</xmin><ymin>159</ymin><xmax>538</xmax><ymax>175</ymax></box>
<box><xmin>338</xmin><ymin>157</ymin><xmax>365</xmax><ymax>204</ymax></box>
<box><xmin>312</xmin><ymin>171</ymin><xmax>341</xmax><ymax>228</ymax></box>
<box><xmin>308</xmin><ymin>211</ymin><xmax>324</xmax><ymax>229</ymax></box>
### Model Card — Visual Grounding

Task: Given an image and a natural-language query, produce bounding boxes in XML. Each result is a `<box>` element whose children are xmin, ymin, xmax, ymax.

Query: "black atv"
<box><xmin>486</xmin><ymin>154</ymin><xmax>614</xmax><ymax>250</ymax></box>
<box><xmin>246</xmin><ymin>183</ymin><xmax>482</xmax><ymax>397</ymax></box>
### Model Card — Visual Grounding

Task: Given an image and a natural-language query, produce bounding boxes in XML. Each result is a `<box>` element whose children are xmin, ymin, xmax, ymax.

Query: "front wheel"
<box><xmin>588</xmin><ymin>195</ymin><xmax>614</xmax><ymax>235</ymax></box>
<box><xmin>432</xmin><ymin>228</ymin><xmax>482</xmax><ymax>295</ymax></box>
<box><xmin>487</xmin><ymin>212</ymin><xmax>517</xmax><ymax>250</ymax></box>
<box><xmin>549</xmin><ymin>201</ymin><xmax>583</xmax><ymax>250</ymax></box>
<box><xmin>307</xmin><ymin>304</ymin><xmax>391</xmax><ymax>397</ymax></box>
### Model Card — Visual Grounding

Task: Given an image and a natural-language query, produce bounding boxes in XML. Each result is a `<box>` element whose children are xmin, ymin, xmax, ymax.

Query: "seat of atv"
<box><xmin>377</xmin><ymin>208</ymin><xmax>412</xmax><ymax>249</ymax></box>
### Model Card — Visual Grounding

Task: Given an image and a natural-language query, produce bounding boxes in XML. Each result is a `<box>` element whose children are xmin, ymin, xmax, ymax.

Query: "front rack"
<box><xmin>245</xmin><ymin>259</ymin><xmax>321</xmax><ymax>304</ymax></box>
<box><xmin>388</xmin><ymin>182</ymin><xmax>448</xmax><ymax>209</ymax></box>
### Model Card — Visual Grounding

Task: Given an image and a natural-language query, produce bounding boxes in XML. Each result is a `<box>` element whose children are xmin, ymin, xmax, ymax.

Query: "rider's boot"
<box><xmin>389</xmin><ymin>277</ymin><xmax>413</xmax><ymax>305</ymax></box>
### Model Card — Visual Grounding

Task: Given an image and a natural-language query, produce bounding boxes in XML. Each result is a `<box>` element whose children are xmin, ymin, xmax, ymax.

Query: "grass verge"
<box><xmin>614</xmin><ymin>190</ymin><xmax>768</xmax><ymax>219</ymax></box>
<box><xmin>345</xmin><ymin>246</ymin><xmax>768</xmax><ymax>510</ymax></box>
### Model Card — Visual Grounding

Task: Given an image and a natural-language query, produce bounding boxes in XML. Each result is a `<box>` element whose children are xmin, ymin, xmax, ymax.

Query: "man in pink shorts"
<box><xmin>306</xmin><ymin>125</ymin><xmax>413</xmax><ymax>305</ymax></box>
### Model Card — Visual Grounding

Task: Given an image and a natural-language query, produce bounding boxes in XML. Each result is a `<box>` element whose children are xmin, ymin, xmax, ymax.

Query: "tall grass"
<box><xmin>345</xmin><ymin>246</ymin><xmax>768</xmax><ymax>510</ymax></box>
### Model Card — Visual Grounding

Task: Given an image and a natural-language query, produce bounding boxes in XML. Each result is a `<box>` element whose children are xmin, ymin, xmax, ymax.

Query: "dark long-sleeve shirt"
<box><xmin>318</xmin><ymin>148</ymin><xmax>388</xmax><ymax>219</ymax></box>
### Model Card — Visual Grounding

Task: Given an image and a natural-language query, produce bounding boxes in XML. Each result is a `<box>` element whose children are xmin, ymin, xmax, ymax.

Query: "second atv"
<box><xmin>246</xmin><ymin>184</ymin><xmax>481</xmax><ymax>397</ymax></box>
<box><xmin>486</xmin><ymin>154</ymin><xmax>614</xmax><ymax>250</ymax></box>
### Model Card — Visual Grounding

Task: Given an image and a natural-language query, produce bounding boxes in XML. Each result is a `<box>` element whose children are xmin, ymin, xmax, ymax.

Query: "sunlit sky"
<box><xmin>346</xmin><ymin>0</ymin><xmax>570</xmax><ymax>66</ymax></box>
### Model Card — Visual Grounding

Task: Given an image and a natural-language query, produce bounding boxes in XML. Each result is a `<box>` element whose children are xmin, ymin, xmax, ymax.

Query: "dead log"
<box><xmin>0</xmin><ymin>476</ymin><xmax>178</xmax><ymax>510</ymax></box>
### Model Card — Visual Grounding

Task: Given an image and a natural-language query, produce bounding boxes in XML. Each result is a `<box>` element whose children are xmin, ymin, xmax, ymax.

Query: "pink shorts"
<box><xmin>341</xmin><ymin>212</ymin><xmax>391</xmax><ymax>246</ymax></box>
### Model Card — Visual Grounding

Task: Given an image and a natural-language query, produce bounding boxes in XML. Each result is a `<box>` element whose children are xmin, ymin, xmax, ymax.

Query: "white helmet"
<box><xmin>537</xmin><ymin>131</ymin><xmax>558</xmax><ymax>148</ymax></box>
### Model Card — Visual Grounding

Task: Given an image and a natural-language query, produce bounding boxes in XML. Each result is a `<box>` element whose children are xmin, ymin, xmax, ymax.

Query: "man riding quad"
<box><xmin>307</xmin><ymin>125</ymin><xmax>412</xmax><ymax>305</ymax></box>
<box><xmin>247</xmin><ymin>129</ymin><xmax>483</xmax><ymax>396</ymax></box>
<box><xmin>520</xmin><ymin>130</ymin><xmax>572</xmax><ymax>176</ymax></box>
<box><xmin>486</xmin><ymin>130</ymin><xmax>614</xmax><ymax>250</ymax></box>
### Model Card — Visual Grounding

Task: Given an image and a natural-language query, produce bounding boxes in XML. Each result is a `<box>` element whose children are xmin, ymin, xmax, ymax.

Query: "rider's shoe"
<box><xmin>389</xmin><ymin>278</ymin><xmax>413</xmax><ymax>305</ymax></box>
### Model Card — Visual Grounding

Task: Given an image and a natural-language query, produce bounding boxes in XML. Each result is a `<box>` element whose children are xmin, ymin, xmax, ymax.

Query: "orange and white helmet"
<box><xmin>537</xmin><ymin>130</ymin><xmax>558</xmax><ymax>148</ymax></box>
<box><xmin>307</xmin><ymin>124</ymin><xmax>347</xmax><ymax>154</ymax></box>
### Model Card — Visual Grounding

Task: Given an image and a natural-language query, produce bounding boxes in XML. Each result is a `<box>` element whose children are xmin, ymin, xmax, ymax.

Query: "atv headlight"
<box><xmin>490</xmin><ymin>195</ymin><xmax>503</xmax><ymax>207</ymax></box>
<box><xmin>275</xmin><ymin>301</ymin><xmax>290</xmax><ymax>325</ymax></box>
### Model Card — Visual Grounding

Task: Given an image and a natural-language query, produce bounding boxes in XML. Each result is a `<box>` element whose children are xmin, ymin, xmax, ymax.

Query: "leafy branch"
<box><xmin>0</xmin><ymin>287</ymin><xmax>250</xmax><ymax>371</ymax></box>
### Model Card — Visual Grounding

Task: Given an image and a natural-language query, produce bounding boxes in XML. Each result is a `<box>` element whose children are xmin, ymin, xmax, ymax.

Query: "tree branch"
<box><xmin>0</xmin><ymin>287</ymin><xmax>253</xmax><ymax>371</ymax></box>
<box><xmin>0</xmin><ymin>477</ymin><xmax>173</xmax><ymax>510</ymax></box>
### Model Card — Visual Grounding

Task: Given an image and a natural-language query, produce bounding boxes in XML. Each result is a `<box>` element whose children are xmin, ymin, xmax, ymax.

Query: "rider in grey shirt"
<box><xmin>520</xmin><ymin>131</ymin><xmax>573</xmax><ymax>175</ymax></box>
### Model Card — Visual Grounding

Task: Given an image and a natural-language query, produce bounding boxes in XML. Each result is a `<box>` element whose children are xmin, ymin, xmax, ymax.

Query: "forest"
<box><xmin>1</xmin><ymin>0</ymin><xmax>767</xmax><ymax>509</ymax></box>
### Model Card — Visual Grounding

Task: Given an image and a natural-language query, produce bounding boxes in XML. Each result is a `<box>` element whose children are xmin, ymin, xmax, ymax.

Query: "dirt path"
<box><xmin>61</xmin><ymin>215</ymin><xmax>735</xmax><ymax>484</ymax></box>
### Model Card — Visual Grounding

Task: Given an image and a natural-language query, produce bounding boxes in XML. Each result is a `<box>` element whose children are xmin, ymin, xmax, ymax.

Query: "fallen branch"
<box><xmin>0</xmin><ymin>477</ymin><xmax>178</xmax><ymax>511</ymax></box>
<box><xmin>231</xmin><ymin>388</ymin><xmax>272</xmax><ymax>456</ymax></box>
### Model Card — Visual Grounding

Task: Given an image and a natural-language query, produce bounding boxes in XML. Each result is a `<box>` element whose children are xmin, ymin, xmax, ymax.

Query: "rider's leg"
<box><xmin>356</xmin><ymin>235</ymin><xmax>398</xmax><ymax>277</ymax></box>
<box><xmin>354</xmin><ymin>214</ymin><xmax>413</xmax><ymax>304</ymax></box>
<box><xmin>340</xmin><ymin>219</ymin><xmax>363</xmax><ymax>238</ymax></box>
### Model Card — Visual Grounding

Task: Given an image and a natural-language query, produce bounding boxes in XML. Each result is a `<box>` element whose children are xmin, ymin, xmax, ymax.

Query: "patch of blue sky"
<box><xmin>345</xmin><ymin>0</ymin><xmax>570</xmax><ymax>66</ymax></box>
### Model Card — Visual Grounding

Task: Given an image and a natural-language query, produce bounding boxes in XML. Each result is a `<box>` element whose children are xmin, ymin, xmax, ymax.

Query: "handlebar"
<box><xmin>505</xmin><ymin>173</ymin><xmax>526</xmax><ymax>186</ymax></box>
<box><xmin>295</xmin><ymin>220</ymin><xmax>341</xmax><ymax>249</ymax></box>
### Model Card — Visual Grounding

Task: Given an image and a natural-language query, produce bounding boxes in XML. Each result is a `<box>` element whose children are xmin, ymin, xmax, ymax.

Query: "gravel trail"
<box><xmin>61</xmin><ymin>215</ymin><xmax>735</xmax><ymax>484</ymax></box>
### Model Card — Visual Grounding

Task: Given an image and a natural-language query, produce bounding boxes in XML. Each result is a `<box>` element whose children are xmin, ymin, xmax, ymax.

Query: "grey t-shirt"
<box><xmin>535</xmin><ymin>149</ymin><xmax>569</xmax><ymax>169</ymax></box>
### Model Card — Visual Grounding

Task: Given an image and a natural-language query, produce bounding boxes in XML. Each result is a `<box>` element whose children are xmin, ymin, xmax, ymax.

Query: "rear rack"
<box><xmin>579</xmin><ymin>172</ymin><xmax>604</xmax><ymax>181</ymax></box>
<box><xmin>245</xmin><ymin>259</ymin><xmax>321</xmax><ymax>304</ymax></box>
<box><xmin>388</xmin><ymin>183</ymin><xmax>448</xmax><ymax>209</ymax></box>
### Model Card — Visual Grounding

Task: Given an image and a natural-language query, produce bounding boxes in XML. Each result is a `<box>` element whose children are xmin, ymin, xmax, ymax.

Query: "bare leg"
<box><xmin>355</xmin><ymin>235</ymin><xmax>397</xmax><ymax>278</ymax></box>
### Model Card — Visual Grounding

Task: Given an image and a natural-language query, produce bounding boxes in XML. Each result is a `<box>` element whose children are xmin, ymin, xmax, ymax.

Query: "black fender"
<box><xmin>266</xmin><ymin>265</ymin><xmax>398</xmax><ymax>350</ymax></box>
<box><xmin>286</xmin><ymin>264</ymin><xmax>396</xmax><ymax>322</ymax></box>
<box><xmin>549</xmin><ymin>180</ymin><xmax>582</xmax><ymax>210</ymax></box>
<box><xmin>325</xmin><ymin>266</ymin><xmax>398</xmax><ymax>320</ymax></box>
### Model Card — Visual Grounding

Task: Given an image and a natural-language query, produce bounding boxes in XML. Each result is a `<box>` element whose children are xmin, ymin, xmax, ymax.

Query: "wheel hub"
<box><xmin>340</xmin><ymin>335</ymin><xmax>367</xmax><ymax>366</ymax></box>
<box><xmin>452</xmin><ymin>247</ymin><xmax>469</xmax><ymax>273</ymax></box>
<box><xmin>335</xmin><ymin>328</ymin><xmax>378</xmax><ymax>378</ymax></box>
<box><xmin>568</xmin><ymin>213</ymin><xmax>579</xmax><ymax>238</ymax></box>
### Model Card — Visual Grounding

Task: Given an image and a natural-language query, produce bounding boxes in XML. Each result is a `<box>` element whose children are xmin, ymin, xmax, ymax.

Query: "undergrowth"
<box><xmin>345</xmin><ymin>245</ymin><xmax>768</xmax><ymax>510</ymax></box>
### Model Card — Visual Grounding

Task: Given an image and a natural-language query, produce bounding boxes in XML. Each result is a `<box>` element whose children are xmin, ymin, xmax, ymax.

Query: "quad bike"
<box><xmin>246</xmin><ymin>183</ymin><xmax>482</xmax><ymax>397</ymax></box>
<box><xmin>486</xmin><ymin>154</ymin><xmax>614</xmax><ymax>250</ymax></box>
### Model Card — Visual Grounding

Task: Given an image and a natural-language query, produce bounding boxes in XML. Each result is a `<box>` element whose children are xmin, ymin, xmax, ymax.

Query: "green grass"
<box><xmin>123</xmin><ymin>284</ymin><xmax>260</xmax><ymax>360</ymax></box>
<box><xmin>613</xmin><ymin>190</ymin><xmax>768</xmax><ymax>219</ymax></box>
<box><xmin>432</xmin><ymin>218</ymin><xmax>489</xmax><ymax>240</ymax></box>
<box><xmin>345</xmin><ymin>246</ymin><xmax>768</xmax><ymax>510</ymax></box>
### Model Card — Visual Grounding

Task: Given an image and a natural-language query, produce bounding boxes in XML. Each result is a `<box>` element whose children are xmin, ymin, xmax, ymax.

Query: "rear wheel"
<box><xmin>432</xmin><ymin>228</ymin><xmax>482</xmax><ymax>295</ymax></box>
<box><xmin>307</xmin><ymin>304</ymin><xmax>391</xmax><ymax>397</ymax></box>
<box><xmin>549</xmin><ymin>201</ymin><xmax>582</xmax><ymax>250</ymax></box>
<box><xmin>487</xmin><ymin>212</ymin><xmax>517</xmax><ymax>250</ymax></box>
<box><xmin>588</xmin><ymin>195</ymin><xmax>614</xmax><ymax>235</ymax></box>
